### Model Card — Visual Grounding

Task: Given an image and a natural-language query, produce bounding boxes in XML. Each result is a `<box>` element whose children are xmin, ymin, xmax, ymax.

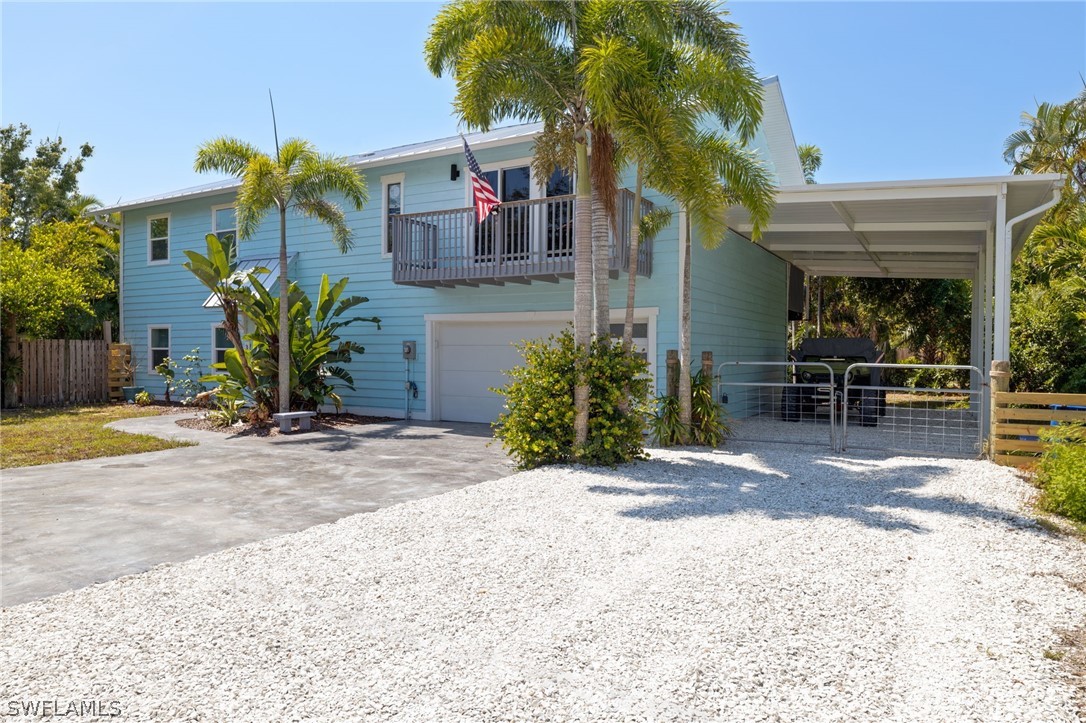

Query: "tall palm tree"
<box><xmin>426</xmin><ymin>0</ymin><xmax>607</xmax><ymax>450</ymax></box>
<box><xmin>580</xmin><ymin>2</ymin><xmax>774</xmax><ymax>433</ymax></box>
<box><xmin>1003</xmin><ymin>89</ymin><xmax>1086</xmax><ymax>219</ymax></box>
<box><xmin>797</xmin><ymin>144</ymin><xmax>822</xmax><ymax>184</ymax></box>
<box><xmin>194</xmin><ymin>138</ymin><xmax>368</xmax><ymax>415</ymax></box>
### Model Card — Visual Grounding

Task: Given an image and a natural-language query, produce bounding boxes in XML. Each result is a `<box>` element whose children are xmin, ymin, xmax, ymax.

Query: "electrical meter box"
<box><xmin>402</xmin><ymin>341</ymin><xmax>417</xmax><ymax>360</ymax></box>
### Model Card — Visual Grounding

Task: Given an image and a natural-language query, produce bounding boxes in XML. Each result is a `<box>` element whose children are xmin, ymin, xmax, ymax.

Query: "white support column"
<box><xmin>982</xmin><ymin>230</ymin><xmax>992</xmax><ymax>376</ymax></box>
<box><xmin>981</xmin><ymin>228</ymin><xmax>994</xmax><ymax>437</ymax></box>
<box><xmin>970</xmin><ymin>258</ymin><xmax>983</xmax><ymax>413</ymax></box>
<box><xmin>993</xmin><ymin>183</ymin><xmax>1010</xmax><ymax>362</ymax></box>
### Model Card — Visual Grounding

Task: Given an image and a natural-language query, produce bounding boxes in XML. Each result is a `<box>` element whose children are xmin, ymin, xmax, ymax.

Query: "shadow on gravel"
<box><xmin>587</xmin><ymin>450</ymin><xmax>1037</xmax><ymax>534</ymax></box>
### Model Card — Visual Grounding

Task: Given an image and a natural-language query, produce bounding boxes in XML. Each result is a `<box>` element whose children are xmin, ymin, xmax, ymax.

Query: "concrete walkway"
<box><xmin>1</xmin><ymin>414</ymin><xmax>513</xmax><ymax>607</ymax></box>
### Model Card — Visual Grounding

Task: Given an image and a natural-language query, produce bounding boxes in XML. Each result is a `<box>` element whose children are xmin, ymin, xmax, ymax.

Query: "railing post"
<box><xmin>701</xmin><ymin>351</ymin><xmax>713</xmax><ymax>379</ymax></box>
<box><xmin>989</xmin><ymin>359</ymin><xmax>1011</xmax><ymax>460</ymax></box>
<box><xmin>666</xmin><ymin>349</ymin><xmax>679</xmax><ymax>397</ymax></box>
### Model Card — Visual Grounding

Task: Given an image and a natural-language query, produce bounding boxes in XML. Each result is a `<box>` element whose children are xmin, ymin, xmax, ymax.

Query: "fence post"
<box><xmin>701</xmin><ymin>351</ymin><xmax>713</xmax><ymax>379</ymax></box>
<box><xmin>666</xmin><ymin>349</ymin><xmax>679</xmax><ymax>397</ymax></box>
<box><xmin>989</xmin><ymin>359</ymin><xmax>1011</xmax><ymax>460</ymax></box>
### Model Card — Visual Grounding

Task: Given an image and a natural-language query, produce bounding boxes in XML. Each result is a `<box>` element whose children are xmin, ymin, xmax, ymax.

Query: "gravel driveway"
<box><xmin>3</xmin><ymin>446</ymin><xmax>1084</xmax><ymax>720</ymax></box>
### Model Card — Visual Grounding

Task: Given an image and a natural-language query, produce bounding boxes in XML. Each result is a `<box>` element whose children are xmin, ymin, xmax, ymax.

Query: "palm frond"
<box><xmin>293</xmin><ymin>196</ymin><xmax>352</xmax><ymax>253</ymax></box>
<box><xmin>194</xmin><ymin>137</ymin><xmax>262</xmax><ymax>176</ymax></box>
<box><xmin>235</xmin><ymin>155</ymin><xmax>282</xmax><ymax>239</ymax></box>
<box><xmin>294</xmin><ymin>155</ymin><xmax>369</xmax><ymax>211</ymax></box>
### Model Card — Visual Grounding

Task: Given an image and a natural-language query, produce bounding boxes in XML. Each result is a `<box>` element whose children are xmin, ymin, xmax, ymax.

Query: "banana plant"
<box><xmin>183</xmin><ymin>233</ymin><xmax>268</xmax><ymax>411</ymax></box>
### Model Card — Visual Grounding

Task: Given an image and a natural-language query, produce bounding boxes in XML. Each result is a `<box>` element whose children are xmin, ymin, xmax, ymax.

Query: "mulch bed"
<box><xmin>175</xmin><ymin>412</ymin><xmax>399</xmax><ymax>437</ymax></box>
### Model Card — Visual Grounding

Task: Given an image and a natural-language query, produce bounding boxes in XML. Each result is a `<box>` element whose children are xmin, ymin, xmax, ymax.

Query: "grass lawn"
<box><xmin>1</xmin><ymin>404</ymin><xmax>195</xmax><ymax>468</ymax></box>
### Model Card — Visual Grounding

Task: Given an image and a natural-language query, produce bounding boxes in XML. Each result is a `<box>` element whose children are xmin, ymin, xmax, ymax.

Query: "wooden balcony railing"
<box><xmin>391</xmin><ymin>189</ymin><xmax>653</xmax><ymax>287</ymax></box>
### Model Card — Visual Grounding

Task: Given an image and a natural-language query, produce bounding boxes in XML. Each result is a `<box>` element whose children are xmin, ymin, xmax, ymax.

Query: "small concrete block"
<box><xmin>273</xmin><ymin>411</ymin><xmax>317</xmax><ymax>434</ymax></box>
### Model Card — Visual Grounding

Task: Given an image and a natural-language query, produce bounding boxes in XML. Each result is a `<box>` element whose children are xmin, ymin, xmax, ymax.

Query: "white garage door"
<box><xmin>436</xmin><ymin>320</ymin><xmax>568</xmax><ymax>423</ymax></box>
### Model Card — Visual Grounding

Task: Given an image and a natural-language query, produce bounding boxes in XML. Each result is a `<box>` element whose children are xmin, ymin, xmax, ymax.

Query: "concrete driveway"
<box><xmin>1</xmin><ymin>414</ymin><xmax>514</xmax><ymax>607</ymax></box>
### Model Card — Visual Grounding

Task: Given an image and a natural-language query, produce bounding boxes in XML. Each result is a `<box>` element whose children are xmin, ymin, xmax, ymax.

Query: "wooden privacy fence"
<box><xmin>992</xmin><ymin>391</ymin><xmax>1086</xmax><ymax>468</ymax></box>
<box><xmin>14</xmin><ymin>340</ymin><xmax>120</xmax><ymax>407</ymax></box>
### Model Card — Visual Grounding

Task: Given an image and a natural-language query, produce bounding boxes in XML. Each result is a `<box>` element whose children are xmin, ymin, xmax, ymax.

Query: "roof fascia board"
<box><xmin>102</xmin><ymin>128</ymin><xmax>543</xmax><ymax>215</ymax></box>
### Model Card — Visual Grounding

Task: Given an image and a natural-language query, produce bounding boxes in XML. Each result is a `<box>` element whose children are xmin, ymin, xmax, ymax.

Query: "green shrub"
<box><xmin>651</xmin><ymin>369</ymin><xmax>731</xmax><ymax>447</ymax></box>
<box><xmin>492</xmin><ymin>330</ymin><xmax>650</xmax><ymax>469</ymax></box>
<box><xmin>1036</xmin><ymin>424</ymin><xmax>1086</xmax><ymax>524</ymax></box>
<box><xmin>206</xmin><ymin>378</ymin><xmax>246</xmax><ymax>428</ymax></box>
<box><xmin>134</xmin><ymin>390</ymin><xmax>154</xmax><ymax>406</ymax></box>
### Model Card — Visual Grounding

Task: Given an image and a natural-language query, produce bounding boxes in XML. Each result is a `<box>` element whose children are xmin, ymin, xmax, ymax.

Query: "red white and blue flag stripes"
<box><xmin>462</xmin><ymin>137</ymin><xmax>501</xmax><ymax>223</ymax></box>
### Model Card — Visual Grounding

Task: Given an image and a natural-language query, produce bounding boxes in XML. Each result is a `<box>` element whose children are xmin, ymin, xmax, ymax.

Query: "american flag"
<box><xmin>462</xmin><ymin>137</ymin><xmax>501</xmax><ymax>223</ymax></box>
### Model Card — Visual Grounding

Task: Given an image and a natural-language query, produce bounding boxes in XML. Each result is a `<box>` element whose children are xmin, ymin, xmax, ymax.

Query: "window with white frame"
<box><xmin>212</xmin><ymin>205</ymin><xmax>237</xmax><ymax>261</ymax></box>
<box><xmin>213</xmin><ymin>325</ymin><xmax>234</xmax><ymax>365</ymax></box>
<box><xmin>381</xmin><ymin>173</ymin><xmax>404</xmax><ymax>256</ymax></box>
<box><xmin>149</xmin><ymin>327</ymin><xmax>170</xmax><ymax>368</ymax></box>
<box><xmin>148</xmin><ymin>215</ymin><xmax>169</xmax><ymax>262</ymax></box>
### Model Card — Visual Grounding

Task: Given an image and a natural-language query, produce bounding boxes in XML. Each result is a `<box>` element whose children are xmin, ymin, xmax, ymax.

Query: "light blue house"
<box><xmin>103</xmin><ymin>78</ymin><xmax>805</xmax><ymax>424</ymax></box>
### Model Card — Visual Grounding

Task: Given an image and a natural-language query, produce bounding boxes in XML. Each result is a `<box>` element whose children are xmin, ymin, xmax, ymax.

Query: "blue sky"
<box><xmin>2</xmin><ymin>2</ymin><xmax>1083</xmax><ymax>204</ymax></box>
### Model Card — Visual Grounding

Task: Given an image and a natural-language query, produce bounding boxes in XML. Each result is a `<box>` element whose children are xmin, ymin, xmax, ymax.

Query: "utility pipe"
<box><xmin>993</xmin><ymin>188</ymin><xmax>1060</xmax><ymax>361</ymax></box>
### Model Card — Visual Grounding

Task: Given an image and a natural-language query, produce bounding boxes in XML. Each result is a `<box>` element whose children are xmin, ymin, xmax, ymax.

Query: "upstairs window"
<box><xmin>212</xmin><ymin>205</ymin><xmax>237</xmax><ymax>261</ymax></box>
<box><xmin>381</xmin><ymin>173</ymin><xmax>404</xmax><ymax>256</ymax></box>
<box><xmin>148</xmin><ymin>215</ymin><xmax>169</xmax><ymax>263</ymax></box>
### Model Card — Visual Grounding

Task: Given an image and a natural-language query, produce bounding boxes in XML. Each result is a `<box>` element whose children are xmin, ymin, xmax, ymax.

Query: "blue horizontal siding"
<box><xmin>122</xmin><ymin>132</ymin><xmax>779</xmax><ymax>418</ymax></box>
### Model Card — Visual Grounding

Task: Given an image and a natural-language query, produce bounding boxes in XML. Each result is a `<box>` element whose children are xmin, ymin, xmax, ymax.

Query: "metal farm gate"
<box><xmin>717</xmin><ymin>361</ymin><xmax>986</xmax><ymax>457</ymax></box>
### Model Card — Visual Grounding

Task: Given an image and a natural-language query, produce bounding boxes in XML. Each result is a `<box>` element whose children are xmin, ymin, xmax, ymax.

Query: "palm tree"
<box><xmin>426</xmin><ymin>0</ymin><xmax>607</xmax><ymax>450</ymax></box>
<box><xmin>579</xmin><ymin>3</ymin><xmax>774</xmax><ymax>433</ymax></box>
<box><xmin>1003</xmin><ymin>89</ymin><xmax>1086</xmax><ymax>219</ymax></box>
<box><xmin>194</xmin><ymin>137</ymin><xmax>368</xmax><ymax>415</ymax></box>
<box><xmin>797</xmin><ymin>144</ymin><xmax>822</xmax><ymax>184</ymax></box>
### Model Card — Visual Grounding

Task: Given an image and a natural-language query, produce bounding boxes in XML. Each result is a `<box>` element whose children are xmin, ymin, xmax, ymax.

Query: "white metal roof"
<box><xmin>201</xmin><ymin>253</ymin><xmax>295</xmax><ymax>308</ymax></box>
<box><xmin>97</xmin><ymin>123</ymin><xmax>544</xmax><ymax>215</ymax></box>
<box><xmin>727</xmin><ymin>174</ymin><xmax>1063</xmax><ymax>279</ymax></box>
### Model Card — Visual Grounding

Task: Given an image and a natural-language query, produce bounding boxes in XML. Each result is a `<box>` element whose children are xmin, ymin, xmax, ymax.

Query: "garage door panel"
<box><xmin>439</xmin><ymin>344</ymin><xmax>527</xmax><ymax>372</ymax></box>
<box><xmin>437</xmin><ymin>320</ymin><xmax>567</xmax><ymax>423</ymax></box>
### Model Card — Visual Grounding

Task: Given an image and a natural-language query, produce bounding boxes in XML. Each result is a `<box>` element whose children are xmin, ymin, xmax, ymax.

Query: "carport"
<box><xmin>728</xmin><ymin>173</ymin><xmax>1062</xmax><ymax>436</ymax></box>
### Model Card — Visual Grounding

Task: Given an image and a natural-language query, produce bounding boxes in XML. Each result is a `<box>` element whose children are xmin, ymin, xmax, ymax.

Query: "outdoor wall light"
<box><xmin>450</xmin><ymin>164</ymin><xmax>460</xmax><ymax>181</ymax></box>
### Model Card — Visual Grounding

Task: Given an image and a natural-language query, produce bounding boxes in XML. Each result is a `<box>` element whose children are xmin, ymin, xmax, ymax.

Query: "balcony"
<box><xmin>391</xmin><ymin>189</ymin><xmax>653</xmax><ymax>287</ymax></box>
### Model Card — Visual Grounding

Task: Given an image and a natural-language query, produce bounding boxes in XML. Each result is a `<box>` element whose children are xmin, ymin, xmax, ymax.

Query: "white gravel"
<box><xmin>3</xmin><ymin>445</ymin><xmax>1085</xmax><ymax>721</ymax></box>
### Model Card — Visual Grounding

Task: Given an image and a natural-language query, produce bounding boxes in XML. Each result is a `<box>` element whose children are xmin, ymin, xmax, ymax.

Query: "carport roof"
<box><xmin>727</xmin><ymin>174</ymin><xmax>1062</xmax><ymax>279</ymax></box>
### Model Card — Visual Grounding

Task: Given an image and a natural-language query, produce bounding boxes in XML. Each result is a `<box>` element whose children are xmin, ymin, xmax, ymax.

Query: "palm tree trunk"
<box><xmin>573</xmin><ymin>140</ymin><xmax>593</xmax><ymax>450</ymax></box>
<box><xmin>592</xmin><ymin>186</ymin><xmax>610</xmax><ymax>339</ymax></box>
<box><xmin>622</xmin><ymin>165</ymin><xmax>643</xmax><ymax>352</ymax></box>
<box><xmin>278</xmin><ymin>204</ymin><xmax>290</xmax><ymax>415</ymax></box>
<box><xmin>678</xmin><ymin>212</ymin><xmax>692</xmax><ymax>438</ymax></box>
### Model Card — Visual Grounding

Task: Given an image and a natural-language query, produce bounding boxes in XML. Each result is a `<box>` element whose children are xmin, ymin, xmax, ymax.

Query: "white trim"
<box><xmin>95</xmin><ymin>128</ymin><xmax>545</xmax><ymax>215</ymax></box>
<box><xmin>775</xmin><ymin>173</ymin><xmax>1061</xmax><ymax>195</ymax></box>
<box><xmin>210</xmin><ymin>322</ymin><xmax>233</xmax><ymax>365</ymax></box>
<box><xmin>210</xmin><ymin>203</ymin><xmax>235</xmax><ymax>233</ymax></box>
<box><xmin>147</xmin><ymin>324</ymin><xmax>171</xmax><ymax>373</ymax></box>
<box><xmin>380</xmin><ymin>172</ymin><xmax>405</xmax><ymax>258</ymax></box>
<box><xmin>147</xmin><ymin>213</ymin><xmax>170</xmax><ymax>265</ymax></box>
<box><xmin>424</xmin><ymin>307</ymin><xmax>660</xmax><ymax>423</ymax></box>
<box><xmin>118</xmin><ymin>214</ymin><xmax>125</xmax><ymax>339</ymax></box>
<box><xmin>463</xmin><ymin>155</ymin><xmax>539</xmax><ymax>206</ymax></box>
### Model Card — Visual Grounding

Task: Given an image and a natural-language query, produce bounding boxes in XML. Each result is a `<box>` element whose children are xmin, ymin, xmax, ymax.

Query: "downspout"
<box><xmin>993</xmin><ymin>187</ymin><xmax>1060</xmax><ymax>364</ymax></box>
<box><xmin>1004</xmin><ymin>189</ymin><xmax>1059</xmax><ymax>251</ymax></box>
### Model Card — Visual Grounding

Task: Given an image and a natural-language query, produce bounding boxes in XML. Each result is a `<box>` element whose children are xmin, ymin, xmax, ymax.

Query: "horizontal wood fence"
<box><xmin>992</xmin><ymin>391</ymin><xmax>1086</xmax><ymax>468</ymax></box>
<box><xmin>14</xmin><ymin>339</ymin><xmax>113</xmax><ymax>407</ymax></box>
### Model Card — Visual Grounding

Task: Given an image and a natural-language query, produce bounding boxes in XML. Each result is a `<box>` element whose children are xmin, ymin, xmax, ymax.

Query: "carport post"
<box><xmin>970</xmin><ymin>260</ymin><xmax>983</xmax><ymax>416</ymax></box>
<box><xmin>993</xmin><ymin>184</ymin><xmax>1010</xmax><ymax>363</ymax></box>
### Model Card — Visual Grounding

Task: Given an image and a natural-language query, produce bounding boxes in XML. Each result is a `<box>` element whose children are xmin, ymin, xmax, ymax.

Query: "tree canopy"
<box><xmin>1</xmin><ymin>124</ymin><xmax>94</xmax><ymax>247</ymax></box>
<box><xmin>1</xmin><ymin>220</ymin><xmax>115</xmax><ymax>339</ymax></box>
